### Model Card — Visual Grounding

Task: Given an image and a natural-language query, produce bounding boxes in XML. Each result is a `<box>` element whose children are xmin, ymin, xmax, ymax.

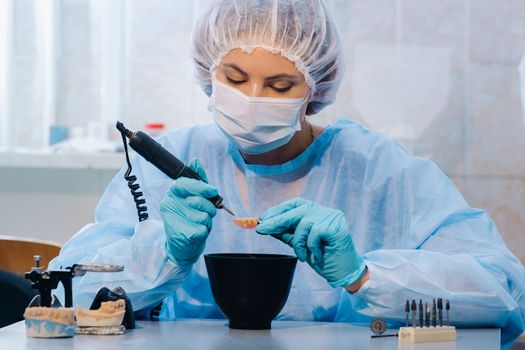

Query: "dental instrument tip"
<box><xmin>221</xmin><ymin>205</ymin><xmax>236</xmax><ymax>216</ymax></box>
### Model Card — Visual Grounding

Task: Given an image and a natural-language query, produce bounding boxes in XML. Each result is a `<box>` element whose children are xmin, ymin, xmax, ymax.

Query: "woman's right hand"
<box><xmin>160</xmin><ymin>158</ymin><xmax>218</xmax><ymax>266</ymax></box>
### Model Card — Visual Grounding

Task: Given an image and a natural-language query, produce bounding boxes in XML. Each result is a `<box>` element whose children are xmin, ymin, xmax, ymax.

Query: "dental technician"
<box><xmin>50</xmin><ymin>0</ymin><xmax>525</xmax><ymax>347</ymax></box>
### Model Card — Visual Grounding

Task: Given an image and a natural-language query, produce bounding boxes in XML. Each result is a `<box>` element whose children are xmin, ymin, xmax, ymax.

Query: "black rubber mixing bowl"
<box><xmin>204</xmin><ymin>253</ymin><xmax>297</xmax><ymax>330</ymax></box>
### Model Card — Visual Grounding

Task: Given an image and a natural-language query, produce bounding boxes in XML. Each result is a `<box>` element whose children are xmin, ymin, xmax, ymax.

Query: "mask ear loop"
<box><xmin>299</xmin><ymin>89</ymin><xmax>313</xmax><ymax>124</ymax></box>
<box><xmin>299</xmin><ymin>88</ymin><xmax>319</xmax><ymax>143</ymax></box>
<box><xmin>210</xmin><ymin>70</ymin><xmax>218</xmax><ymax>93</ymax></box>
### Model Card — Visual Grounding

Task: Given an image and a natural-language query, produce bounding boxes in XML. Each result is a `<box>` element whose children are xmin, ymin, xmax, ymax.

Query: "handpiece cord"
<box><xmin>120</xmin><ymin>130</ymin><xmax>149</xmax><ymax>222</ymax></box>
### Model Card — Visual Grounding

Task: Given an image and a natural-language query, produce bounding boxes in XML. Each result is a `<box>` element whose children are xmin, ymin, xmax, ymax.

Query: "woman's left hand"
<box><xmin>256</xmin><ymin>197</ymin><xmax>367</xmax><ymax>288</ymax></box>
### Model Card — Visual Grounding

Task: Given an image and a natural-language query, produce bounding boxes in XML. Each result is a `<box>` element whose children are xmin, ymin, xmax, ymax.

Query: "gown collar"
<box><xmin>227</xmin><ymin>119</ymin><xmax>349</xmax><ymax>176</ymax></box>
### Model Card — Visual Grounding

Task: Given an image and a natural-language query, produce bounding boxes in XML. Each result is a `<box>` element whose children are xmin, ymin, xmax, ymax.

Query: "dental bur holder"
<box><xmin>398</xmin><ymin>298</ymin><xmax>456</xmax><ymax>343</ymax></box>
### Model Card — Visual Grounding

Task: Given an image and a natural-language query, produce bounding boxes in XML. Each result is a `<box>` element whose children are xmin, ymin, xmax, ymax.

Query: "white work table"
<box><xmin>0</xmin><ymin>319</ymin><xmax>500</xmax><ymax>350</ymax></box>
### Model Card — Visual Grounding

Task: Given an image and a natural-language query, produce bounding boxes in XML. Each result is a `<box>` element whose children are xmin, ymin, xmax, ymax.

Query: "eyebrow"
<box><xmin>222</xmin><ymin>63</ymin><xmax>248</xmax><ymax>77</ymax></box>
<box><xmin>222</xmin><ymin>63</ymin><xmax>300</xmax><ymax>81</ymax></box>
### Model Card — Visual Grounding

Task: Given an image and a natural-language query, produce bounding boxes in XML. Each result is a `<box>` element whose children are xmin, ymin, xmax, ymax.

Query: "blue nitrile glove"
<box><xmin>256</xmin><ymin>198</ymin><xmax>366</xmax><ymax>288</ymax></box>
<box><xmin>160</xmin><ymin>158</ymin><xmax>218</xmax><ymax>266</ymax></box>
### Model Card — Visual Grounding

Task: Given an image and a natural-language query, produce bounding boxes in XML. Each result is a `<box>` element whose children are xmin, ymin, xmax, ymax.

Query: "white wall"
<box><xmin>0</xmin><ymin>167</ymin><xmax>116</xmax><ymax>243</ymax></box>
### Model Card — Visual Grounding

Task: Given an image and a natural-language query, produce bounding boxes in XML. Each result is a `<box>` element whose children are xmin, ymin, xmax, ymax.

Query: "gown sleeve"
<box><xmin>48</xmin><ymin>153</ymin><xmax>191</xmax><ymax>312</ymax></box>
<box><xmin>341</xmin><ymin>140</ymin><xmax>525</xmax><ymax>348</ymax></box>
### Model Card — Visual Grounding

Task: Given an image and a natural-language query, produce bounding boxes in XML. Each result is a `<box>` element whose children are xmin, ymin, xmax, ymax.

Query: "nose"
<box><xmin>247</xmin><ymin>81</ymin><xmax>264</xmax><ymax>97</ymax></box>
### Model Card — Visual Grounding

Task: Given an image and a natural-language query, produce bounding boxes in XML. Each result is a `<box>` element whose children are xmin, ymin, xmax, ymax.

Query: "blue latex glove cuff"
<box><xmin>330</xmin><ymin>258</ymin><xmax>367</xmax><ymax>288</ymax></box>
<box><xmin>165</xmin><ymin>241</ymin><xmax>199</xmax><ymax>266</ymax></box>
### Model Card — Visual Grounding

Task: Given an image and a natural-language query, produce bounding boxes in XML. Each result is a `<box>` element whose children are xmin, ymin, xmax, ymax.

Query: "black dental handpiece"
<box><xmin>116</xmin><ymin>121</ymin><xmax>235</xmax><ymax>216</ymax></box>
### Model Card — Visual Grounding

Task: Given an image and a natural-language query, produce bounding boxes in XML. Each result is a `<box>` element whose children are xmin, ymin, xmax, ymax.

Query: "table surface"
<box><xmin>0</xmin><ymin>319</ymin><xmax>501</xmax><ymax>350</ymax></box>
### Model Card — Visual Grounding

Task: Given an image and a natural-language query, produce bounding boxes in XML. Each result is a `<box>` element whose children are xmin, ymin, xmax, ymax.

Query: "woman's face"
<box><xmin>214</xmin><ymin>48</ymin><xmax>310</xmax><ymax>99</ymax></box>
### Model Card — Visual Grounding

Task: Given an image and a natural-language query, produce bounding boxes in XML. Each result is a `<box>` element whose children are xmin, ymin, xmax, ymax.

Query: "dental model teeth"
<box><xmin>24</xmin><ymin>307</ymin><xmax>75</xmax><ymax>338</ymax></box>
<box><xmin>233</xmin><ymin>217</ymin><xmax>259</xmax><ymax>229</ymax></box>
<box><xmin>76</xmin><ymin>299</ymin><xmax>126</xmax><ymax>327</ymax></box>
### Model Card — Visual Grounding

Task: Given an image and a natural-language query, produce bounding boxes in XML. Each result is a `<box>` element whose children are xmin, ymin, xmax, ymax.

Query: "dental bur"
<box><xmin>405</xmin><ymin>300</ymin><xmax>409</xmax><ymax>327</ymax></box>
<box><xmin>419</xmin><ymin>299</ymin><xmax>423</xmax><ymax>328</ymax></box>
<box><xmin>425</xmin><ymin>303</ymin><xmax>430</xmax><ymax>328</ymax></box>
<box><xmin>437</xmin><ymin>298</ymin><xmax>443</xmax><ymax>327</ymax></box>
<box><xmin>411</xmin><ymin>300</ymin><xmax>417</xmax><ymax>327</ymax></box>
<box><xmin>432</xmin><ymin>299</ymin><xmax>437</xmax><ymax>327</ymax></box>
<box><xmin>446</xmin><ymin>300</ymin><xmax>450</xmax><ymax>326</ymax></box>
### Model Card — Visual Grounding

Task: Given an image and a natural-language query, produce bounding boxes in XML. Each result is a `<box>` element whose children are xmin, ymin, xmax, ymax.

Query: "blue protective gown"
<box><xmin>49</xmin><ymin>119</ymin><xmax>525</xmax><ymax>348</ymax></box>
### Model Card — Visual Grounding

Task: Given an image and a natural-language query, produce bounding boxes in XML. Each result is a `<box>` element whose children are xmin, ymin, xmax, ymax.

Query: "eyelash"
<box><xmin>273</xmin><ymin>86</ymin><xmax>292</xmax><ymax>94</ymax></box>
<box><xmin>226</xmin><ymin>77</ymin><xmax>293</xmax><ymax>94</ymax></box>
<box><xmin>226</xmin><ymin>77</ymin><xmax>244</xmax><ymax>86</ymax></box>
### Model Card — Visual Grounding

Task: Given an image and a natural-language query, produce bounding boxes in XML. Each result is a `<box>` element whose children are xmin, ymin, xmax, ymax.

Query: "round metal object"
<box><xmin>370</xmin><ymin>318</ymin><xmax>387</xmax><ymax>335</ymax></box>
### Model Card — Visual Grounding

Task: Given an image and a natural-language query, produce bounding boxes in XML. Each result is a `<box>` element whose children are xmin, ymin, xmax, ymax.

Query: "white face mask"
<box><xmin>208</xmin><ymin>76</ymin><xmax>309</xmax><ymax>155</ymax></box>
